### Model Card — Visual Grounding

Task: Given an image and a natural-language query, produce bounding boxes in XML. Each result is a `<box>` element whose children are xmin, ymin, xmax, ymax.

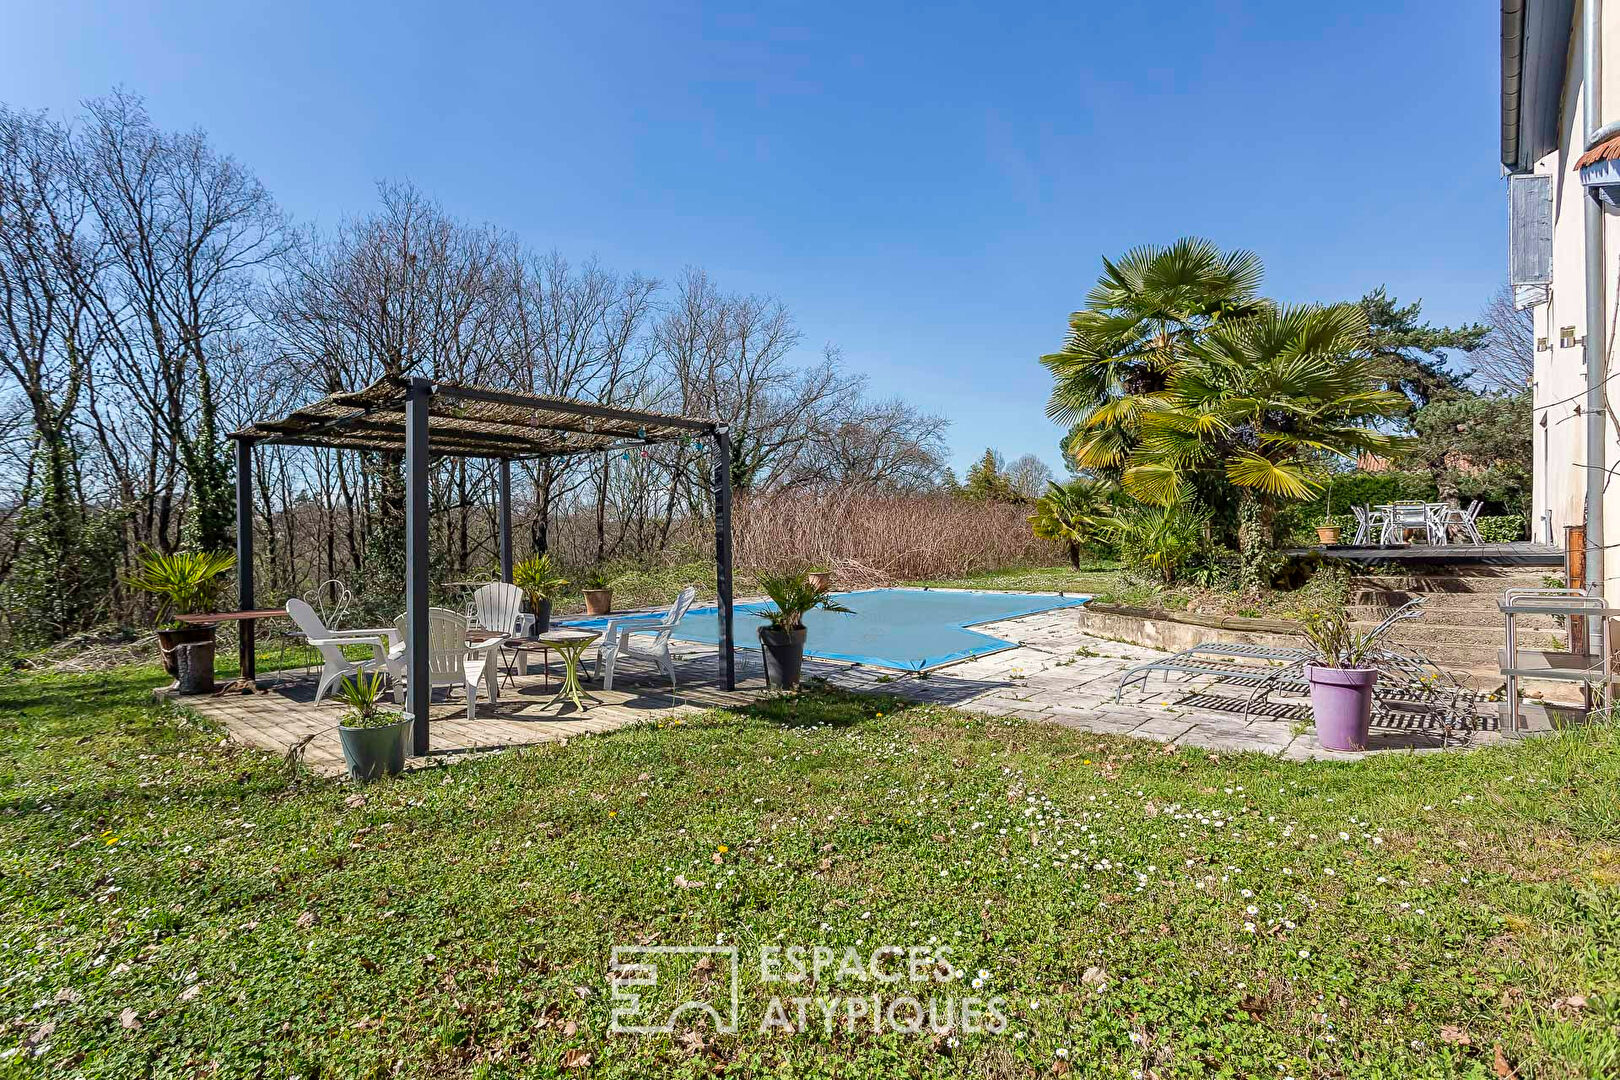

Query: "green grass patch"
<box><xmin>907</xmin><ymin>563</ymin><xmax>1121</xmax><ymax>597</ymax></box>
<box><xmin>0</xmin><ymin>665</ymin><xmax>1616</xmax><ymax>1077</ymax></box>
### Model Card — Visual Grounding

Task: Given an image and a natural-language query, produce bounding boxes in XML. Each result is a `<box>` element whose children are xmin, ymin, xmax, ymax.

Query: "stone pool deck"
<box><xmin>178</xmin><ymin>604</ymin><xmax>1501</xmax><ymax>776</ymax></box>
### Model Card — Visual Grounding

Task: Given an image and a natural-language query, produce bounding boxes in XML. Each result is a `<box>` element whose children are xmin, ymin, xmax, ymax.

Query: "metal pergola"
<box><xmin>229</xmin><ymin>375</ymin><xmax>736</xmax><ymax>756</ymax></box>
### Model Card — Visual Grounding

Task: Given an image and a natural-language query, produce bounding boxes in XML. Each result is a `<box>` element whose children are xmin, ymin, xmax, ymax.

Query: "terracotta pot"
<box><xmin>1315</xmin><ymin>526</ymin><xmax>1342</xmax><ymax>545</ymax></box>
<box><xmin>584</xmin><ymin>588</ymin><xmax>613</xmax><ymax>616</ymax></box>
<box><xmin>806</xmin><ymin>572</ymin><xmax>832</xmax><ymax>592</ymax></box>
<box><xmin>156</xmin><ymin>624</ymin><xmax>216</xmax><ymax>678</ymax></box>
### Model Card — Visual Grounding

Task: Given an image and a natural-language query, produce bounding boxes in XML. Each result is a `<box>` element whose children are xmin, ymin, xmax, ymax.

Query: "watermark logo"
<box><xmin>609</xmin><ymin>943</ymin><xmax>1006</xmax><ymax>1037</ymax></box>
<box><xmin>609</xmin><ymin>946</ymin><xmax>740</xmax><ymax>1034</ymax></box>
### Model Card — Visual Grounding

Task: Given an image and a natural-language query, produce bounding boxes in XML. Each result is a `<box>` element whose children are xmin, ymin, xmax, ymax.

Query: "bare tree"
<box><xmin>1471</xmin><ymin>282</ymin><xmax>1535</xmax><ymax>393</ymax></box>
<box><xmin>1005</xmin><ymin>453</ymin><xmax>1054</xmax><ymax>500</ymax></box>
<box><xmin>75</xmin><ymin>89</ymin><xmax>289</xmax><ymax>550</ymax></box>
<box><xmin>792</xmin><ymin>395</ymin><xmax>949</xmax><ymax>491</ymax></box>
<box><xmin>656</xmin><ymin>269</ymin><xmax>863</xmax><ymax>492</ymax></box>
<box><xmin>0</xmin><ymin>105</ymin><xmax>113</xmax><ymax>637</ymax></box>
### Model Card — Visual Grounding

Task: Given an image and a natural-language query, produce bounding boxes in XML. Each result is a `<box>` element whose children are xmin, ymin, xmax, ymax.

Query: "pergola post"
<box><xmin>713</xmin><ymin>427</ymin><xmax>735</xmax><ymax>690</ymax></box>
<box><xmin>234</xmin><ymin>436</ymin><xmax>256</xmax><ymax>687</ymax></box>
<box><xmin>498</xmin><ymin>458</ymin><xmax>513</xmax><ymax>583</ymax></box>
<box><xmin>404</xmin><ymin>378</ymin><xmax>433</xmax><ymax>755</ymax></box>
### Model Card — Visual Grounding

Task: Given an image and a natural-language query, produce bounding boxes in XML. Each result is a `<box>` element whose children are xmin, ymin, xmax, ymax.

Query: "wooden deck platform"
<box><xmin>177</xmin><ymin>648</ymin><xmax>795</xmax><ymax>775</ymax></box>
<box><xmin>1282</xmin><ymin>542</ymin><xmax>1564</xmax><ymax>567</ymax></box>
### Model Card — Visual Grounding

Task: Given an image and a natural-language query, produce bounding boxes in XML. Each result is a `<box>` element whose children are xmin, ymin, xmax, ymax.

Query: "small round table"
<box><xmin>534</xmin><ymin>629</ymin><xmax>601</xmax><ymax>711</ymax></box>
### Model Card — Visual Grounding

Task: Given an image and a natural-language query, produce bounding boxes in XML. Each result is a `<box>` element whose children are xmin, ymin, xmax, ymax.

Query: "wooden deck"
<box><xmin>1282</xmin><ymin>541</ymin><xmax>1563</xmax><ymax>567</ymax></box>
<box><xmin>177</xmin><ymin>647</ymin><xmax>795</xmax><ymax>775</ymax></box>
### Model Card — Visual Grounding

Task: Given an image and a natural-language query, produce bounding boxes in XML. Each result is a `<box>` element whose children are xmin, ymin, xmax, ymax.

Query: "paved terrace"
<box><xmin>179</xmin><ymin>606</ymin><xmax>1502</xmax><ymax>776</ymax></box>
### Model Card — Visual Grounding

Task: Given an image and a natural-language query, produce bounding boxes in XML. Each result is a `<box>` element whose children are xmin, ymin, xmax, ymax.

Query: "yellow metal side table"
<box><xmin>535</xmin><ymin>628</ymin><xmax>601</xmax><ymax>712</ymax></box>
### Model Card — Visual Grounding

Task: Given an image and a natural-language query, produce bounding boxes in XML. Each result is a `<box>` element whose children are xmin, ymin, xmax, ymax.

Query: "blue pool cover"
<box><xmin>565</xmin><ymin>587</ymin><xmax>1089</xmax><ymax>671</ymax></box>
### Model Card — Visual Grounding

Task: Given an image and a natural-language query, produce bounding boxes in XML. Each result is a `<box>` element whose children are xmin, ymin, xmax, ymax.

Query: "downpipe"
<box><xmin>1585</xmin><ymin>0</ymin><xmax>1607</xmax><ymax>634</ymax></box>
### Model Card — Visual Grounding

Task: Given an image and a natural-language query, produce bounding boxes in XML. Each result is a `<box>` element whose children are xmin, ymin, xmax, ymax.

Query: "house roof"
<box><xmin>231</xmin><ymin>376</ymin><xmax>719</xmax><ymax>459</ymax></box>
<box><xmin>1501</xmin><ymin>0</ymin><xmax>1576</xmax><ymax>172</ymax></box>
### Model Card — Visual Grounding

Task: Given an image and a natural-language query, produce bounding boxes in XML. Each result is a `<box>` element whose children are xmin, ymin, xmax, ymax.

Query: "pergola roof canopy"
<box><xmin>232</xmin><ymin>376</ymin><xmax>719</xmax><ymax>459</ymax></box>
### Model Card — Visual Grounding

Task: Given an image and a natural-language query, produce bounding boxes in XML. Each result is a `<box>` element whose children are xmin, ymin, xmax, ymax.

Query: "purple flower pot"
<box><xmin>1305</xmin><ymin>664</ymin><xmax>1377</xmax><ymax>752</ymax></box>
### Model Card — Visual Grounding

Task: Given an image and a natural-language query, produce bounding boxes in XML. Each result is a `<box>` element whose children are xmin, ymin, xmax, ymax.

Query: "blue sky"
<box><xmin>0</xmin><ymin>1</ymin><xmax>1503</xmax><ymax>475</ymax></box>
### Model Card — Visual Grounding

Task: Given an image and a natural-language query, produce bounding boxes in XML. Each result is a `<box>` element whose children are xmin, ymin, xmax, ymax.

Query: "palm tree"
<box><xmin>1029</xmin><ymin>479</ymin><xmax>1114</xmax><ymax>568</ymax></box>
<box><xmin>1042</xmin><ymin>238</ymin><xmax>1265</xmax><ymax>474</ymax></box>
<box><xmin>1122</xmin><ymin>303</ymin><xmax>1410</xmax><ymax>588</ymax></box>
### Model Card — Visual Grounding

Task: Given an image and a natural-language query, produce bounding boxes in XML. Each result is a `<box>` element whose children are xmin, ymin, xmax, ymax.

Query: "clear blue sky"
<box><xmin>0</xmin><ymin>1</ymin><xmax>1503</xmax><ymax>476</ymax></box>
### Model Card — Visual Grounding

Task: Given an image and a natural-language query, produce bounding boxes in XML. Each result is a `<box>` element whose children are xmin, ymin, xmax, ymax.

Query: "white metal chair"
<box><xmin>1381</xmin><ymin>502</ymin><xmax>1439</xmax><ymax>545</ymax></box>
<box><xmin>285</xmin><ymin>597</ymin><xmax>397</xmax><ymax>702</ymax></box>
<box><xmin>385</xmin><ymin>608</ymin><xmax>503</xmax><ymax>721</ymax></box>
<box><xmin>1350</xmin><ymin>505</ymin><xmax>1387</xmax><ymax>546</ymax></box>
<box><xmin>1437</xmin><ymin>500</ymin><xmax>1484</xmax><ymax>545</ymax></box>
<box><xmin>598</xmin><ymin>586</ymin><xmax>698</xmax><ymax>691</ymax></box>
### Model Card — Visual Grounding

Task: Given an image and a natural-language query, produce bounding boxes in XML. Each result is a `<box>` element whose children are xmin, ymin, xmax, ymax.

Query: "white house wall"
<box><xmin>1528</xmin><ymin>0</ymin><xmax>1620</xmax><ymax>591</ymax></box>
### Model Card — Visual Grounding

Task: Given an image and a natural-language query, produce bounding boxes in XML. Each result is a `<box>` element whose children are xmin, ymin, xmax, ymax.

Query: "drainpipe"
<box><xmin>1584</xmin><ymin>0</ymin><xmax>1607</xmax><ymax>627</ymax></box>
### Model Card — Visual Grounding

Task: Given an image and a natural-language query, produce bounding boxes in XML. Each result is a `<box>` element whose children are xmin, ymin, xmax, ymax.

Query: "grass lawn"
<box><xmin>907</xmin><ymin>562</ymin><xmax>1121</xmax><ymax>597</ymax></box>
<box><xmin>1</xmin><ymin>664</ymin><xmax>1617</xmax><ymax>1078</ymax></box>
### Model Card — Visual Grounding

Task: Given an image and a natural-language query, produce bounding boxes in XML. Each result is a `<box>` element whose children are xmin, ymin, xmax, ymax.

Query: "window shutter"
<box><xmin>1509</xmin><ymin>173</ymin><xmax>1553</xmax><ymax>286</ymax></box>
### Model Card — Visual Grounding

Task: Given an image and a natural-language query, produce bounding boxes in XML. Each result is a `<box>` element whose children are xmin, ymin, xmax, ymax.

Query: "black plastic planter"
<box><xmin>532</xmin><ymin>598</ymin><xmax>553</xmax><ymax>636</ymax></box>
<box><xmin>759</xmin><ymin>626</ymin><xmax>808</xmax><ymax>689</ymax></box>
<box><xmin>338</xmin><ymin>716</ymin><xmax>411</xmax><ymax>781</ymax></box>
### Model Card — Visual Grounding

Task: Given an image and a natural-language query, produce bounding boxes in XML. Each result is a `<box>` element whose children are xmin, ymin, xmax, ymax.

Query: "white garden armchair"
<box><xmin>599</xmin><ymin>586</ymin><xmax>698</xmax><ymax>691</ymax></box>
<box><xmin>385</xmin><ymin>607</ymin><xmax>503</xmax><ymax>721</ymax></box>
<box><xmin>469</xmin><ymin>581</ymin><xmax>527</xmax><ymax>637</ymax></box>
<box><xmin>285</xmin><ymin>597</ymin><xmax>398</xmax><ymax>702</ymax></box>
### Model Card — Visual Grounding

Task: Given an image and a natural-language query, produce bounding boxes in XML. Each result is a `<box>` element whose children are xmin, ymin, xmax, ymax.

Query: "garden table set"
<box><xmin>1349</xmin><ymin>500</ymin><xmax>1484</xmax><ymax>546</ymax></box>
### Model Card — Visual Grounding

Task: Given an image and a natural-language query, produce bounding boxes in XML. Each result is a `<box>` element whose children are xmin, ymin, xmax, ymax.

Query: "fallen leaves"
<box><xmin>295</xmin><ymin>910</ymin><xmax>317</xmax><ymax>930</ymax></box>
<box><xmin>119</xmin><ymin>1008</ymin><xmax>141</xmax><ymax>1031</ymax></box>
<box><xmin>1438</xmin><ymin>1024</ymin><xmax>1471</xmax><ymax>1046</ymax></box>
<box><xmin>1493</xmin><ymin>1043</ymin><xmax>1518</xmax><ymax>1078</ymax></box>
<box><xmin>561</xmin><ymin>1047</ymin><xmax>592</xmax><ymax>1069</ymax></box>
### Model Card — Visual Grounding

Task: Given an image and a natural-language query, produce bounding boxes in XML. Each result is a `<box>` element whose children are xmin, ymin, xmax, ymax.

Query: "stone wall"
<box><xmin>1076</xmin><ymin>603</ymin><xmax>1305</xmax><ymax>653</ymax></box>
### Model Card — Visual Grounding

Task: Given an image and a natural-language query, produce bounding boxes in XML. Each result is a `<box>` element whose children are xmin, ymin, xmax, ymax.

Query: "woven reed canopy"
<box><xmin>228</xmin><ymin>374</ymin><xmax>738</xmax><ymax>727</ymax></box>
<box><xmin>232</xmin><ymin>376</ymin><xmax>719</xmax><ymax>459</ymax></box>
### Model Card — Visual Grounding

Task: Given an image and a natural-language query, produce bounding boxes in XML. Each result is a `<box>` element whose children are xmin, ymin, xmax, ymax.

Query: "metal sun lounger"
<box><xmin>1114</xmin><ymin>641</ymin><xmax>1310</xmax><ymax>702</ymax></box>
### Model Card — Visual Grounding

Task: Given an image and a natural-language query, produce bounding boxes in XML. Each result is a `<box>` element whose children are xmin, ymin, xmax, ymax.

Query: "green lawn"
<box><xmin>907</xmin><ymin>562</ymin><xmax>1121</xmax><ymax>596</ymax></box>
<box><xmin>1</xmin><ymin>664</ymin><xmax>1617</xmax><ymax>1078</ymax></box>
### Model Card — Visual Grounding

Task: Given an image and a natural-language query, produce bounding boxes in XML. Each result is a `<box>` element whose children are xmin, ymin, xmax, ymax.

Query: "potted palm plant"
<box><xmin>334</xmin><ymin>671</ymin><xmax>411</xmax><ymax>781</ymax></box>
<box><xmin>582</xmin><ymin>566</ymin><xmax>614</xmax><ymax>616</ymax></box>
<box><xmin>126</xmin><ymin>549</ymin><xmax>237</xmax><ymax>677</ymax></box>
<box><xmin>1299</xmin><ymin>611</ymin><xmax>1377</xmax><ymax>751</ymax></box>
<box><xmin>513</xmin><ymin>553</ymin><xmax>568</xmax><ymax>636</ymax></box>
<box><xmin>1315</xmin><ymin>483</ymin><xmax>1342</xmax><ymax>545</ymax></box>
<box><xmin>755</xmin><ymin>570</ymin><xmax>854</xmax><ymax>689</ymax></box>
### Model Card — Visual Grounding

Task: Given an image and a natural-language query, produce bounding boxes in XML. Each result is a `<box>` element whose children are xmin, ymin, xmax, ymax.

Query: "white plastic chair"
<box><xmin>385</xmin><ymin>608</ymin><xmax>503</xmax><ymax>721</ymax></box>
<box><xmin>470</xmin><ymin>581</ymin><xmax>531</xmax><ymax>688</ymax></box>
<box><xmin>599</xmin><ymin>586</ymin><xmax>698</xmax><ymax>692</ymax></box>
<box><xmin>469</xmin><ymin>582</ymin><xmax>526</xmax><ymax>636</ymax></box>
<box><xmin>285</xmin><ymin>597</ymin><xmax>397</xmax><ymax>702</ymax></box>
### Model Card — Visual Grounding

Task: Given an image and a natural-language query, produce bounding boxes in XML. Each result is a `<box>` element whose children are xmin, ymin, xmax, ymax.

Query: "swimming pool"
<box><xmin>565</xmin><ymin>587</ymin><xmax>1089</xmax><ymax>671</ymax></box>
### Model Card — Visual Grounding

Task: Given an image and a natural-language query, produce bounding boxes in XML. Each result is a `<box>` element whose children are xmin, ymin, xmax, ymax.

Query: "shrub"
<box><xmin>1109</xmin><ymin>505</ymin><xmax>1208</xmax><ymax>584</ymax></box>
<box><xmin>1477</xmin><ymin>514</ymin><xmax>1527</xmax><ymax>543</ymax></box>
